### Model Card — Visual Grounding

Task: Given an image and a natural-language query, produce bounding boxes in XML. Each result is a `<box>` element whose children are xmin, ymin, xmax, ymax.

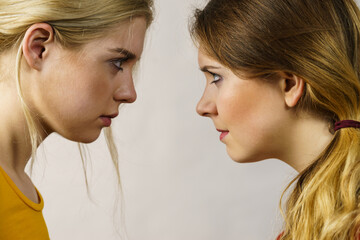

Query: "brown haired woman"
<box><xmin>191</xmin><ymin>0</ymin><xmax>360</xmax><ymax>239</ymax></box>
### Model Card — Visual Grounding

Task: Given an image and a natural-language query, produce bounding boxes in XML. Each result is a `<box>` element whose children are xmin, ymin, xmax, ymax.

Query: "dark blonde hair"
<box><xmin>191</xmin><ymin>0</ymin><xmax>360</xmax><ymax>239</ymax></box>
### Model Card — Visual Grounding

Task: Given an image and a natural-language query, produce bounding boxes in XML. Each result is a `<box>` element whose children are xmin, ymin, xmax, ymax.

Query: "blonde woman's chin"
<box><xmin>55</xmin><ymin>128</ymin><xmax>103</xmax><ymax>144</ymax></box>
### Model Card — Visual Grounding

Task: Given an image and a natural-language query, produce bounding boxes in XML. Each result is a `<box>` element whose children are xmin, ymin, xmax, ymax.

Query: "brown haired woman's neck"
<box><xmin>281</xmin><ymin>114</ymin><xmax>334</xmax><ymax>172</ymax></box>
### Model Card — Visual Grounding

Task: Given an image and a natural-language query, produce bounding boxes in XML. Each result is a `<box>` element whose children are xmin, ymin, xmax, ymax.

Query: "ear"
<box><xmin>22</xmin><ymin>23</ymin><xmax>54</xmax><ymax>71</ymax></box>
<box><xmin>280</xmin><ymin>72</ymin><xmax>305</xmax><ymax>108</ymax></box>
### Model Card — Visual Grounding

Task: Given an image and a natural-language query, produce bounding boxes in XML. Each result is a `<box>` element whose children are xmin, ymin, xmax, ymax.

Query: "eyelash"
<box><xmin>209</xmin><ymin>71</ymin><xmax>222</xmax><ymax>84</ymax></box>
<box><xmin>111</xmin><ymin>57</ymin><xmax>129</xmax><ymax>71</ymax></box>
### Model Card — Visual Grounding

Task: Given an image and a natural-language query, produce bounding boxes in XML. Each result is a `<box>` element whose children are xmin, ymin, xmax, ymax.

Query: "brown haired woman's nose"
<box><xmin>196</xmin><ymin>93</ymin><xmax>217</xmax><ymax>117</ymax></box>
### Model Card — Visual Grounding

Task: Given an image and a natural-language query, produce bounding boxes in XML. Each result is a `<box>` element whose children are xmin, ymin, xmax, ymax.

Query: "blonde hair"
<box><xmin>0</xmin><ymin>0</ymin><xmax>153</xmax><ymax>184</ymax></box>
<box><xmin>191</xmin><ymin>0</ymin><xmax>360</xmax><ymax>239</ymax></box>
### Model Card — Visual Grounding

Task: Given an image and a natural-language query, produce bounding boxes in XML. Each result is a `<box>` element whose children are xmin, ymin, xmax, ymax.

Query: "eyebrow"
<box><xmin>108</xmin><ymin>47</ymin><xmax>137</xmax><ymax>60</ymax></box>
<box><xmin>200</xmin><ymin>65</ymin><xmax>221</xmax><ymax>72</ymax></box>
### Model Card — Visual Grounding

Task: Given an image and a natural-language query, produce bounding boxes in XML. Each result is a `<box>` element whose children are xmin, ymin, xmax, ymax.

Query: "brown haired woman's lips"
<box><xmin>217</xmin><ymin>129</ymin><xmax>229</xmax><ymax>141</ymax></box>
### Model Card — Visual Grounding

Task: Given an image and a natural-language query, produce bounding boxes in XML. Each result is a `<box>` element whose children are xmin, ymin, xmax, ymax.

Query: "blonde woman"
<box><xmin>0</xmin><ymin>0</ymin><xmax>153</xmax><ymax>239</ymax></box>
<box><xmin>191</xmin><ymin>0</ymin><xmax>360</xmax><ymax>239</ymax></box>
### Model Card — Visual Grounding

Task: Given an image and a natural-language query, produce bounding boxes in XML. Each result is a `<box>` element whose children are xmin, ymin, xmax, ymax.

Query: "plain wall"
<box><xmin>27</xmin><ymin>0</ymin><xmax>346</xmax><ymax>239</ymax></box>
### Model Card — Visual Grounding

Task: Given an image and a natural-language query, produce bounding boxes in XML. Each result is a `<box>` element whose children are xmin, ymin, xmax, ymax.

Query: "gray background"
<box><xmin>25</xmin><ymin>0</ymin><xmax>338</xmax><ymax>239</ymax></box>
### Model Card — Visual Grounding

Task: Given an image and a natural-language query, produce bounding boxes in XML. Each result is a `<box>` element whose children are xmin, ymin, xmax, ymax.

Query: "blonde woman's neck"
<box><xmin>0</xmin><ymin>51</ymin><xmax>42</xmax><ymax>174</ymax></box>
<box><xmin>0</xmin><ymin>52</ymin><xmax>43</xmax><ymax>203</ymax></box>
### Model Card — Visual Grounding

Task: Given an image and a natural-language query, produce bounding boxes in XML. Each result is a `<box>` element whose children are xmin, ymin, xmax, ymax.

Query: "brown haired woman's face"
<box><xmin>197</xmin><ymin>48</ymin><xmax>289</xmax><ymax>163</ymax></box>
<box><xmin>27</xmin><ymin>18</ymin><xmax>147</xmax><ymax>143</ymax></box>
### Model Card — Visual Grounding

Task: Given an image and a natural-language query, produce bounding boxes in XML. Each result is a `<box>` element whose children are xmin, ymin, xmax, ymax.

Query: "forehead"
<box><xmin>198</xmin><ymin>47</ymin><xmax>223</xmax><ymax>68</ymax></box>
<box><xmin>81</xmin><ymin>17</ymin><xmax>147</xmax><ymax>57</ymax></box>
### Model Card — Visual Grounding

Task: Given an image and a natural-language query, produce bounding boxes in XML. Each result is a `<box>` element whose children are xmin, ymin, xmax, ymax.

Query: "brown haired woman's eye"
<box><xmin>210</xmin><ymin>72</ymin><xmax>222</xmax><ymax>84</ymax></box>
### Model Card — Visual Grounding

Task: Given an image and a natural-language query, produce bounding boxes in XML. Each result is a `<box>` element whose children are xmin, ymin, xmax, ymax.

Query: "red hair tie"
<box><xmin>334</xmin><ymin>120</ymin><xmax>360</xmax><ymax>131</ymax></box>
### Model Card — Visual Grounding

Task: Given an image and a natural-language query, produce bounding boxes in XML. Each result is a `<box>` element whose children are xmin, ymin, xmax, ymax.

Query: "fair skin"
<box><xmin>197</xmin><ymin>48</ymin><xmax>334</xmax><ymax>172</ymax></box>
<box><xmin>0</xmin><ymin>17</ymin><xmax>147</xmax><ymax>203</ymax></box>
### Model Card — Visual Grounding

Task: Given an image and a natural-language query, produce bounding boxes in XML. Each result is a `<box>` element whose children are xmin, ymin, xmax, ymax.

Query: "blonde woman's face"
<box><xmin>197</xmin><ymin>49</ymin><xmax>288</xmax><ymax>163</ymax></box>
<box><xmin>32</xmin><ymin>17</ymin><xmax>147</xmax><ymax>143</ymax></box>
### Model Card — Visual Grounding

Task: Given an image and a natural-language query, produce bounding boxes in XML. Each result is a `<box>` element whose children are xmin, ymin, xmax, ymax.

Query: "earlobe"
<box><xmin>22</xmin><ymin>23</ymin><xmax>54</xmax><ymax>71</ymax></box>
<box><xmin>281</xmin><ymin>73</ymin><xmax>305</xmax><ymax>108</ymax></box>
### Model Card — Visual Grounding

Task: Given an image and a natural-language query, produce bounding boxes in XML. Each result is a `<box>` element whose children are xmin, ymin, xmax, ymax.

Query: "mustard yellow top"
<box><xmin>0</xmin><ymin>166</ymin><xmax>50</xmax><ymax>240</ymax></box>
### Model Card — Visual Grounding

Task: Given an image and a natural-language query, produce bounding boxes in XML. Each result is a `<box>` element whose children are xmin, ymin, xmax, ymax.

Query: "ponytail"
<box><xmin>280</xmin><ymin>128</ymin><xmax>360</xmax><ymax>239</ymax></box>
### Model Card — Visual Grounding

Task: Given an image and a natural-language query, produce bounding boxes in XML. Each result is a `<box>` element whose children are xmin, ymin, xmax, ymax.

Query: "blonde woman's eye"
<box><xmin>111</xmin><ymin>57</ymin><xmax>129</xmax><ymax>71</ymax></box>
<box><xmin>113</xmin><ymin>61</ymin><xmax>123</xmax><ymax>69</ymax></box>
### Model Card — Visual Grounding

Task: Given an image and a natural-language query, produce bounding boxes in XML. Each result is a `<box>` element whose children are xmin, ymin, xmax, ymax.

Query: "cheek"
<box><xmin>43</xmin><ymin>67</ymin><xmax>110</xmax><ymax>118</ymax></box>
<box><xmin>218</xmin><ymin>85</ymin><xmax>263</xmax><ymax>127</ymax></box>
<box><xmin>218</xmin><ymin>83</ymin><xmax>285</xmax><ymax>144</ymax></box>
<box><xmin>65</xmin><ymin>79</ymin><xmax>110</xmax><ymax>115</ymax></box>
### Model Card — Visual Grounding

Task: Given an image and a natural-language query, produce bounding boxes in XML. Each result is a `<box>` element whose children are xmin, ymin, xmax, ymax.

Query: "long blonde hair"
<box><xmin>191</xmin><ymin>0</ymin><xmax>360</xmax><ymax>239</ymax></box>
<box><xmin>0</xmin><ymin>0</ymin><xmax>154</xmax><ymax>185</ymax></box>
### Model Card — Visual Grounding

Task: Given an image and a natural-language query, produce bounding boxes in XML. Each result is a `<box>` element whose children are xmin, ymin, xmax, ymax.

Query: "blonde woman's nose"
<box><xmin>114</xmin><ymin>78</ymin><xmax>137</xmax><ymax>103</ymax></box>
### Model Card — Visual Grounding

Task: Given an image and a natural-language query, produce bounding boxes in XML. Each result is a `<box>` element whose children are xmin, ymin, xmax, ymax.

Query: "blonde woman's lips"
<box><xmin>100</xmin><ymin>117</ymin><xmax>112</xmax><ymax>127</ymax></box>
<box><xmin>100</xmin><ymin>113</ymin><xmax>118</xmax><ymax>127</ymax></box>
